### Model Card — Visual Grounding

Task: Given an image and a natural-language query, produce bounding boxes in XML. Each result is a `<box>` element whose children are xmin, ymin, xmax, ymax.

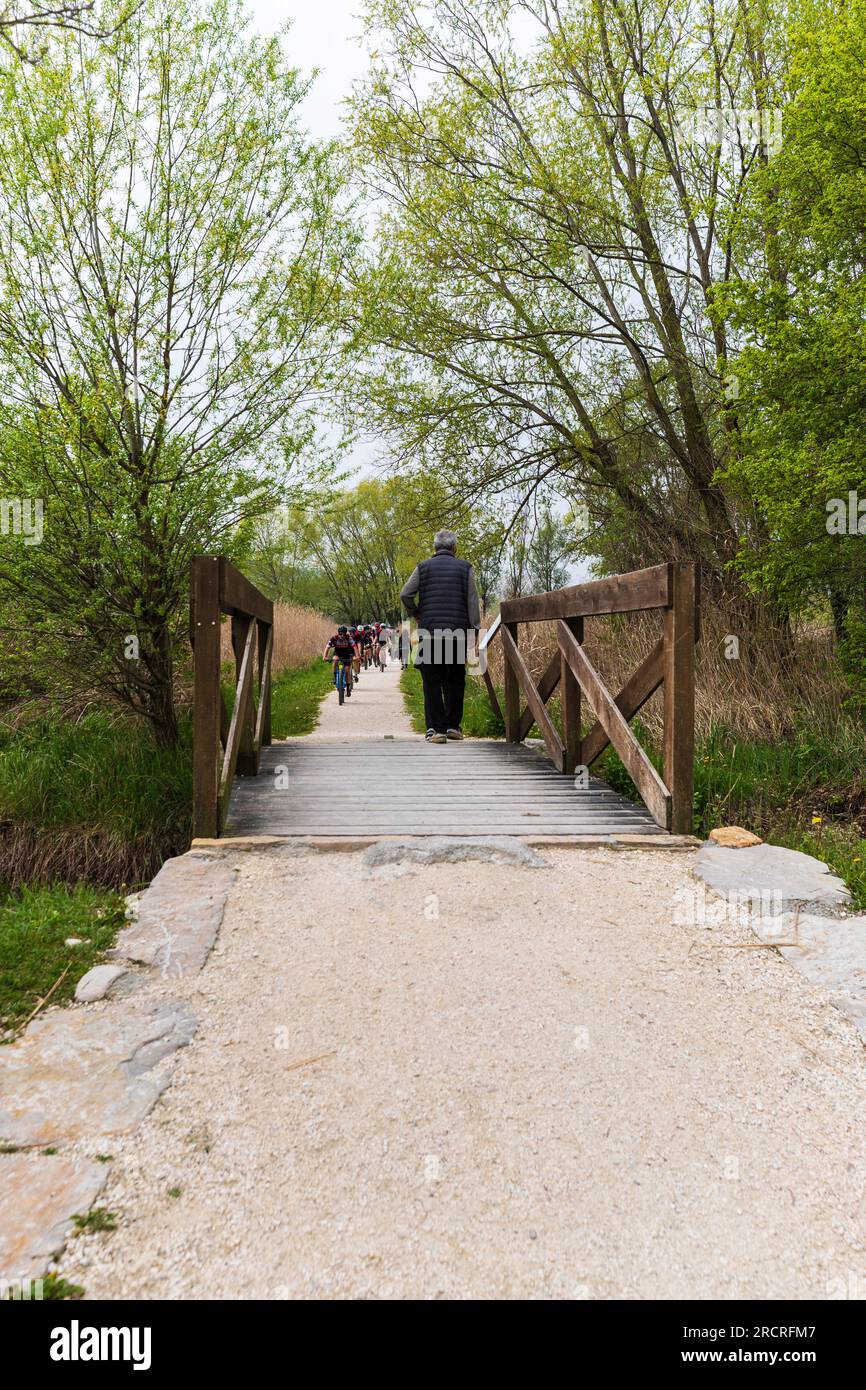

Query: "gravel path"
<box><xmin>62</xmin><ymin>841</ymin><xmax>866</xmax><ymax>1300</ymax></box>
<box><xmin>58</xmin><ymin>663</ymin><xmax>866</xmax><ymax>1299</ymax></box>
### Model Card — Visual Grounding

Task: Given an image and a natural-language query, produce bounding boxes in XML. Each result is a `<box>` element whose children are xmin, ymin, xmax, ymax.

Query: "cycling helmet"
<box><xmin>338</xmin><ymin>624</ymin><xmax>348</xmax><ymax>634</ymax></box>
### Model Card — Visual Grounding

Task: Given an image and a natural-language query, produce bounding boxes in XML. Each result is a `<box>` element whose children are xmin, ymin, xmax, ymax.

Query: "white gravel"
<box><xmin>62</xmin><ymin>843</ymin><xmax>866</xmax><ymax>1300</ymax></box>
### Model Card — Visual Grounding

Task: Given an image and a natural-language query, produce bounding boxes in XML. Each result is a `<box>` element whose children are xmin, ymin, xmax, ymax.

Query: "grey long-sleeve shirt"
<box><xmin>400</xmin><ymin>557</ymin><xmax>481</xmax><ymax>628</ymax></box>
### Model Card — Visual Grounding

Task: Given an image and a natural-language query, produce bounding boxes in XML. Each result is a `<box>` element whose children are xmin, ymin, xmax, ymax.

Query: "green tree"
<box><xmin>527</xmin><ymin>506</ymin><xmax>572</xmax><ymax>595</ymax></box>
<box><xmin>345</xmin><ymin>0</ymin><xmax>790</xmax><ymax>606</ymax></box>
<box><xmin>723</xmin><ymin>0</ymin><xmax>866</xmax><ymax>696</ymax></box>
<box><xmin>0</xmin><ymin>0</ymin><xmax>347</xmax><ymax>741</ymax></box>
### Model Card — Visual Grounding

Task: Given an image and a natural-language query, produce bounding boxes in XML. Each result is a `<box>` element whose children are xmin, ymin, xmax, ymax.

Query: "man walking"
<box><xmin>400</xmin><ymin>529</ymin><xmax>481</xmax><ymax>743</ymax></box>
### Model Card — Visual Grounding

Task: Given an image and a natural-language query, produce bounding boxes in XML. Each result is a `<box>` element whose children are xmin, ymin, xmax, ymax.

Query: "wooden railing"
<box><xmin>487</xmin><ymin>562</ymin><xmax>698</xmax><ymax>833</ymax></box>
<box><xmin>190</xmin><ymin>557</ymin><xmax>273</xmax><ymax>838</ymax></box>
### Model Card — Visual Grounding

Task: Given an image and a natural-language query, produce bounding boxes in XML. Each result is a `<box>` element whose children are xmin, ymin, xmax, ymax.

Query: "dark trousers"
<box><xmin>419</xmin><ymin>661</ymin><xmax>466</xmax><ymax>734</ymax></box>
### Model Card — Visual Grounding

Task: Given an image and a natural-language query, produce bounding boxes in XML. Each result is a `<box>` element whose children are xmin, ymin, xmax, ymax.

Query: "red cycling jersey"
<box><xmin>328</xmin><ymin>632</ymin><xmax>356</xmax><ymax>659</ymax></box>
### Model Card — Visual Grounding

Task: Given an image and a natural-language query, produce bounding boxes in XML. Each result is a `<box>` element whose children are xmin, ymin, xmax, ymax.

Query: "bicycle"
<box><xmin>334</xmin><ymin>659</ymin><xmax>352</xmax><ymax>705</ymax></box>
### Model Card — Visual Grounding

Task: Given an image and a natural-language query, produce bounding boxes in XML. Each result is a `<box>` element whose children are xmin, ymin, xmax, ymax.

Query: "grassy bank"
<box><xmin>0</xmin><ymin>884</ymin><xmax>126</xmax><ymax>1038</ymax></box>
<box><xmin>0</xmin><ymin>658</ymin><xmax>335</xmax><ymax>893</ymax></box>
<box><xmin>400</xmin><ymin>667</ymin><xmax>866</xmax><ymax>910</ymax></box>
<box><xmin>399</xmin><ymin>663</ymin><xmax>505</xmax><ymax>737</ymax></box>
<box><xmin>252</xmin><ymin>657</ymin><xmax>334</xmax><ymax>739</ymax></box>
<box><xmin>0</xmin><ymin>659</ymin><xmax>335</xmax><ymax>1034</ymax></box>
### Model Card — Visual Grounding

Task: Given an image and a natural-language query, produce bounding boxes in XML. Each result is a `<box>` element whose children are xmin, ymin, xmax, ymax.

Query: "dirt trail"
<box><xmin>307</xmin><ymin>654</ymin><xmax>414</xmax><ymax>740</ymax></box>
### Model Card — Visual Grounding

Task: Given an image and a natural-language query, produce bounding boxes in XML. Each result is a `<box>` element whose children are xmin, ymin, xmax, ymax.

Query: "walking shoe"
<box><xmin>446</xmin><ymin>728</ymin><xmax>464</xmax><ymax>740</ymax></box>
<box><xmin>425</xmin><ymin>729</ymin><xmax>447</xmax><ymax>743</ymax></box>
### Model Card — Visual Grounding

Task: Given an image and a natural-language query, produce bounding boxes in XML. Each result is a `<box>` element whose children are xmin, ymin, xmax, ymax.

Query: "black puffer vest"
<box><xmin>417</xmin><ymin>550</ymin><xmax>471</xmax><ymax>631</ymax></box>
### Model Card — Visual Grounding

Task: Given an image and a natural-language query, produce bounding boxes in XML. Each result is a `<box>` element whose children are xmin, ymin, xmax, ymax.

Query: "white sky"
<box><xmin>247</xmin><ymin>0</ymin><xmax>371</xmax><ymax>140</ymax></box>
<box><xmin>245</xmin><ymin>2</ymin><xmax>590</xmax><ymax>576</ymax></box>
<box><xmin>248</xmin><ymin>1</ymin><xmax>383</xmax><ymax>479</ymax></box>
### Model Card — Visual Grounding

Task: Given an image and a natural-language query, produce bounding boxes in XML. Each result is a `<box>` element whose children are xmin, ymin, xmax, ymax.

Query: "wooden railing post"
<box><xmin>192</xmin><ymin>556</ymin><xmax>221</xmax><ymax>839</ymax></box>
<box><xmin>664</xmin><ymin>563</ymin><xmax>696</xmax><ymax>834</ymax></box>
<box><xmin>561</xmin><ymin>616</ymin><xmax>583</xmax><ymax>775</ymax></box>
<box><xmin>232</xmin><ymin>611</ymin><xmax>258</xmax><ymax>776</ymax></box>
<box><xmin>503</xmin><ymin>621</ymin><xmax>520</xmax><ymax>742</ymax></box>
<box><xmin>257</xmin><ymin>618</ymin><xmax>272</xmax><ymax>746</ymax></box>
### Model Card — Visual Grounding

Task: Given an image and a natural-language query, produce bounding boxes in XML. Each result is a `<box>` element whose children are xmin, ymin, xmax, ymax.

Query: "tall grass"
<box><xmin>0</xmin><ymin>602</ymin><xmax>336</xmax><ymax>892</ymax></box>
<box><xmin>483</xmin><ymin>605</ymin><xmax>847</xmax><ymax>744</ymax></box>
<box><xmin>0</xmin><ymin>712</ymin><xmax>192</xmax><ymax>890</ymax></box>
<box><xmin>220</xmin><ymin>601</ymin><xmax>333</xmax><ymax>674</ymax></box>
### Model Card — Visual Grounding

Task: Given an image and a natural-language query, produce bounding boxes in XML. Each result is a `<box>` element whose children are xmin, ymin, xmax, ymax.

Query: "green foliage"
<box><xmin>249</xmin><ymin>473</ymin><xmax>504</xmax><ymax>621</ymax></box>
<box><xmin>399</xmin><ymin>663</ymin><xmax>504</xmax><ymax>737</ymax></box>
<box><xmin>0</xmin><ymin>883</ymin><xmax>125</xmax><ymax>1034</ymax></box>
<box><xmin>0</xmin><ymin>713</ymin><xmax>192</xmax><ymax>841</ymax></box>
<box><xmin>0</xmin><ymin>0</ymin><xmax>347</xmax><ymax>742</ymax></box>
<box><xmin>269</xmin><ymin>660</ymin><xmax>335</xmax><ymax>738</ymax></box>
<box><xmin>72</xmin><ymin>1208</ymin><xmax>117</xmax><ymax>1233</ymax></box>
<box><xmin>343</xmin><ymin>0</ymin><xmax>789</xmax><ymax>593</ymax></box>
<box><xmin>722</xmin><ymin>0</ymin><xmax>866</xmax><ymax>698</ymax></box>
<box><xmin>40</xmin><ymin>1275</ymin><xmax>85</xmax><ymax>1301</ymax></box>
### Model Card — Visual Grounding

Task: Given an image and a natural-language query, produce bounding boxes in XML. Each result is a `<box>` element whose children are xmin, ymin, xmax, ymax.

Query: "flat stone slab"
<box><xmin>0</xmin><ymin>1155</ymin><xmax>108</xmax><ymax>1282</ymax></box>
<box><xmin>363</xmin><ymin>836</ymin><xmax>550</xmax><ymax>869</ymax></box>
<box><xmin>0</xmin><ymin>998</ymin><xmax>196</xmax><ymax>1148</ymax></box>
<box><xmin>750</xmin><ymin>911</ymin><xmax>866</xmax><ymax>1045</ymax></box>
<box><xmin>112</xmin><ymin>852</ymin><xmax>233</xmax><ymax>978</ymax></box>
<box><xmin>694</xmin><ymin>842</ymin><xmax>850</xmax><ymax>911</ymax></box>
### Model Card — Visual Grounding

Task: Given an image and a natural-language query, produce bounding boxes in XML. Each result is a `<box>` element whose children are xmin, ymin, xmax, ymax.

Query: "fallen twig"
<box><xmin>285</xmin><ymin>1050</ymin><xmax>336</xmax><ymax>1072</ymax></box>
<box><xmin>20</xmin><ymin>966</ymin><xmax>70</xmax><ymax>1031</ymax></box>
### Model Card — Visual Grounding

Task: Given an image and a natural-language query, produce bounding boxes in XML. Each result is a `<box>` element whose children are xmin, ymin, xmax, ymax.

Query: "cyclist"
<box><xmin>361</xmin><ymin>623</ymin><xmax>375</xmax><ymax>668</ymax></box>
<box><xmin>376</xmin><ymin>620</ymin><xmax>389</xmax><ymax>669</ymax></box>
<box><xmin>322</xmin><ymin>625</ymin><xmax>356</xmax><ymax>696</ymax></box>
<box><xmin>349</xmin><ymin>623</ymin><xmax>364</xmax><ymax>680</ymax></box>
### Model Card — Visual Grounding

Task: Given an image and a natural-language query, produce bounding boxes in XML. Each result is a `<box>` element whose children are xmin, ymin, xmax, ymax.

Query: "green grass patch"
<box><xmin>399</xmin><ymin>663</ymin><xmax>505</xmax><ymax>737</ymax></box>
<box><xmin>41</xmin><ymin>1274</ymin><xmax>85</xmax><ymax>1301</ymax></box>
<box><xmin>0</xmin><ymin>883</ymin><xmax>125</xmax><ymax>1037</ymax></box>
<box><xmin>0</xmin><ymin>711</ymin><xmax>192</xmax><ymax>889</ymax></box>
<box><xmin>0</xmin><ymin>712</ymin><xmax>192</xmax><ymax>841</ymax></box>
<box><xmin>270</xmin><ymin>659</ymin><xmax>335</xmax><ymax>737</ymax></box>
<box><xmin>72</xmin><ymin>1208</ymin><xmax>117</xmax><ymax>1234</ymax></box>
<box><xmin>221</xmin><ymin>657</ymin><xmax>334</xmax><ymax>738</ymax></box>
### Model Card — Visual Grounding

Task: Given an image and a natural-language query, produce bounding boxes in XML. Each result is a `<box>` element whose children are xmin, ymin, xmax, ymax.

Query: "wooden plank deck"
<box><xmin>223</xmin><ymin>738</ymin><xmax>670</xmax><ymax>838</ymax></box>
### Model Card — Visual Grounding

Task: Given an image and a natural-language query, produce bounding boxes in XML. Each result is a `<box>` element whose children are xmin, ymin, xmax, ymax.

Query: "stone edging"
<box><xmin>0</xmin><ymin>851</ymin><xmax>232</xmax><ymax>1287</ymax></box>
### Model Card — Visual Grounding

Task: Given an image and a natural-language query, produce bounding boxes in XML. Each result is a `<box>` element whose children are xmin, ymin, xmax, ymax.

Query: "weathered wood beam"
<box><xmin>557</xmin><ymin>620</ymin><xmax>671</xmax><ymax>829</ymax></box>
<box><xmin>500</xmin><ymin>564</ymin><xmax>671</xmax><ymax>624</ymax></box>
<box><xmin>219</xmin><ymin>557</ymin><xmax>274</xmax><ymax>624</ymax></box>
<box><xmin>254</xmin><ymin>623</ymin><xmax>273</xmax><ymax>754</ymax></box>
<box><xmin>503</xmin><ymin>621</ymin><xmax>521</xmax><ymax>743</ymax></box>
<box><xmin>191</xmin><ymin>556</ymin><xmax>222</xmax><ymax>839</ymax></box>
<box><xmin>219</xmin><ymin>617</ymin><xmax>256</xmax><ymax>830</ymax></box>
<box><xmin>500</xmin><ymin>623</ymin><xmax>565</xmax><ymax>771</ymax></box>
<box><xmin>517</xmin><ymin>649</ymin><xmax>561</xmax><ymax>742</ymax></box>
<box><xmin>581</xmin><ymin>637</ymin><xmax>665</xmax><ymax>767</ymax></box>
<box><xmin>664</xmin><ymin>563</ymin><xmax>697</xmax><ymax>835</ymax></box>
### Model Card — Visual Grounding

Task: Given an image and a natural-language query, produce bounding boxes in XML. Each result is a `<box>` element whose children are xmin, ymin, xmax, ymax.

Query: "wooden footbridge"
<box><xmin>190</xmin><ymin>557</ymin><xmax>697</xmax><ymax>843</ymax></box>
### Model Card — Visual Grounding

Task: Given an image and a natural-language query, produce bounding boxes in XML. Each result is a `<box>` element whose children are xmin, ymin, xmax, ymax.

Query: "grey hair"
<box><xmin>433</xmin><ymin>528</ymin><xmax>458</xmax><ymax>553</ymax></box>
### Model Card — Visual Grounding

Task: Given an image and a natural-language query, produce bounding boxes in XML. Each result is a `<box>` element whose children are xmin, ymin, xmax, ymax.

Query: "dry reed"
<box><xmin>483</xmin><ymin>606</ymin><xmax>846</xmax><ymax>745</ymax></box>
<box><xmin>221</xmin><ymin>602</ymin><xmax>333</xmax><ymax>674</ymax></box>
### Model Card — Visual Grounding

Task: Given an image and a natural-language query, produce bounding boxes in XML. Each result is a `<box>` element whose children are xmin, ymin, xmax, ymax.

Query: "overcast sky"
<box><xmin>244</xmin><ymin>3</ymin><xmax>589</xmax><ymax>575</ymax></box>
<box><xmin>247</xmin><ymin>0</ymin><xmax>370</xmax><ymax>140</ymax></box>
<box><xmin>247</xmin><ymin>1</ymin><xmax>381</xmax><ymax>479</ymax></box>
